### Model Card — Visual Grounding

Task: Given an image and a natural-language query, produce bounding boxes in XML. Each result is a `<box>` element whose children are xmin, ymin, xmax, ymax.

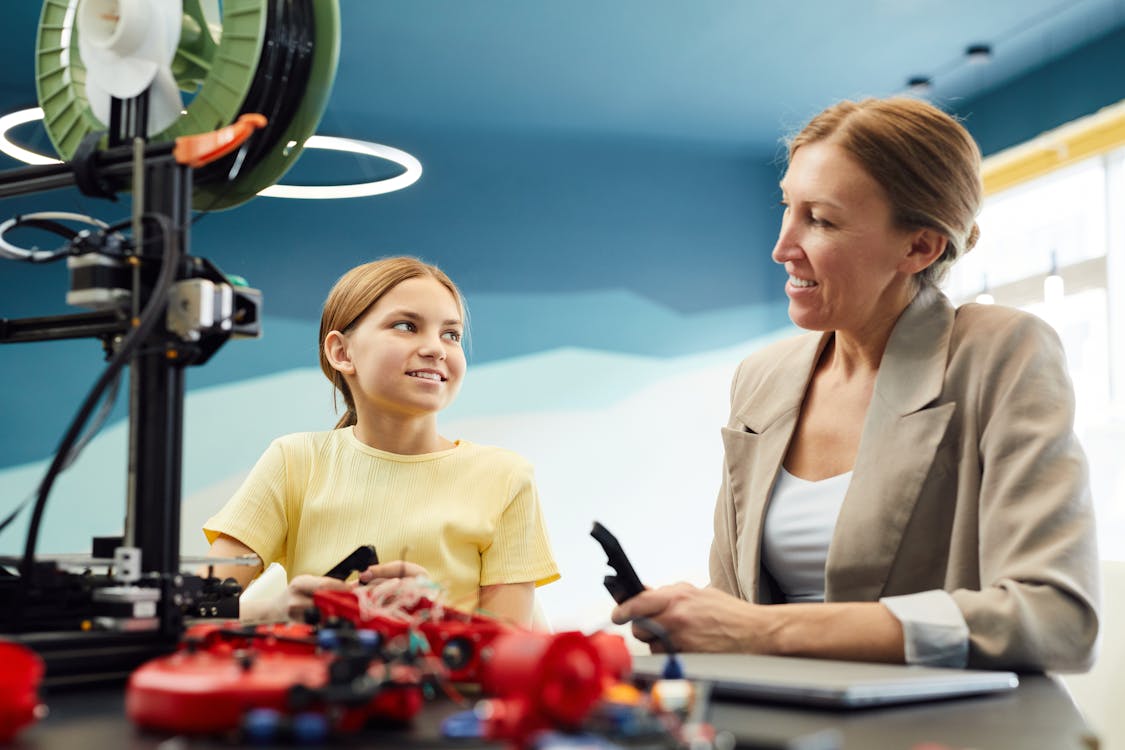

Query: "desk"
<box><xmin>20</xmin><ymin>675</ymin><xmax>1095</xmax><ymax>749</ymax></box>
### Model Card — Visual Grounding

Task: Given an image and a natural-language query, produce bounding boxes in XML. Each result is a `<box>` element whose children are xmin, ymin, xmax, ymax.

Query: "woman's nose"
<box><xmin>771</xmin><ymin>215</ymin><xmax>801</xmax><ymax>265</ymax></box>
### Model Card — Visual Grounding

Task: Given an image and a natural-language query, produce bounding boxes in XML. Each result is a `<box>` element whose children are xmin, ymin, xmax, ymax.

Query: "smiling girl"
<box><xmin>204</xmin><ymin>257</ymin><xmax>559</xmax><ymax>626</ymax></box>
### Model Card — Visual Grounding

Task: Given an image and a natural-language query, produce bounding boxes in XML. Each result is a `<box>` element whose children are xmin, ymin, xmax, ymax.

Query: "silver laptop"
<box><xmin>631</xmin><ymin>653</ymin><xmax>1019</xmax><ymax>708</ymax></box>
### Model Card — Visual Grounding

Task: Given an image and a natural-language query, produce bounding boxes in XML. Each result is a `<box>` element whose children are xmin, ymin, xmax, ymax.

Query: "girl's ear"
<box><xmin>323</xmin><ymin>330</ymin><xmax>355</xmax><ymax>374</ymax></box>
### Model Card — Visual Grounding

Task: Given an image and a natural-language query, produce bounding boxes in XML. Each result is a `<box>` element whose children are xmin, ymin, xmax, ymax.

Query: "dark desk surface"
<box><xmin>19</xmin><ymin>674</ymin><xmax>1096</xmax><ymax>750</ymax></box>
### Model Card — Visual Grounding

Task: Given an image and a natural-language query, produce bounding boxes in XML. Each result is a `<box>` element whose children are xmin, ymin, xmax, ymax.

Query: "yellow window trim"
<box><xmin>981</xmin><ymin>98</ymin><xmax>1125</xmax><ymax>196</ymax></box>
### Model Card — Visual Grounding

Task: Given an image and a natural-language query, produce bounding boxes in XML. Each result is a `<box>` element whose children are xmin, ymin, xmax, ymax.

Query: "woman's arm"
<box><xmin>952</xmin><ymin>312</ymin><xmax>1099</xmax><ymax>671</ymax></box>
<box><xmin>479</xmin><ymin>582</ymin><xmax>536</xmax><ymax>628</ymax></box>
<box><xmin>613</xmin><ymin>582</ymin><xmax>905</xmax><ymax>662</ymax></box>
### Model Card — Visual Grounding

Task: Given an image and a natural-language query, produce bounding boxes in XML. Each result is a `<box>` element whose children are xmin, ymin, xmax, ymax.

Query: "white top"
<box><xmin>761</xmin><ymin>466</ymin><xmax>851</xmax><ymax>602</ymax></box>
<box><xmin>763</xmin><ymin>466</ymin><xmax>970</xmax><ymax>667</ymax></box>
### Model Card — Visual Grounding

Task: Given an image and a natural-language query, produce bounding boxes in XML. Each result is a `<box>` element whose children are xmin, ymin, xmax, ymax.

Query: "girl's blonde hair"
<box><xmin>319</xmin><ymin>257</ymin><xmax>465</xmax><ymax>428</ymax></box>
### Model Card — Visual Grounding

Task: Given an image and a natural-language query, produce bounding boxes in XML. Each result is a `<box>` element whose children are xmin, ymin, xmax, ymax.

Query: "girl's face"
<box><xmin>332</xmin><ymin>276</ymin><xmax>466</xmax><ymax>420</ymax></box>
<box><xmin>772</xmin><ymin>140</ymin><xmax>919</xmax><ymax>336</ymax></box>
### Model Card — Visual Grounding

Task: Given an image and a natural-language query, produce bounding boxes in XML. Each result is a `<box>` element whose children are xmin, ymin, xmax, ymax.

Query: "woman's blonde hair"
<box><xmin>787</xmin><ymin>97</ymin><xmax>983</xmax><ymax>286</ymax></box>
<box><xmin>318</xmin><ymin>257</ymin><xmax>465</xmax><ymax>428</ymax></box>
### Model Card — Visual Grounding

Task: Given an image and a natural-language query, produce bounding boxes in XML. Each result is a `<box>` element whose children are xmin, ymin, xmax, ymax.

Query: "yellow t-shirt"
<box><xmin>203</xmin><ymin>428</ymin><xmax>560</xmax><ymax>613</ymax></box>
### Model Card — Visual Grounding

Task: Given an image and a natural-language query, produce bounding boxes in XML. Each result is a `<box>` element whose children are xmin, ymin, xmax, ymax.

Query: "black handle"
<box><xmin>324</xmin><ymin>544</ymin><xmax>379</xmax><ymax>580</ymax></box>
<box><xmin>590</xmin><ymin>521</ymin><xmax>645</xmax><ymax>603</ymax></box>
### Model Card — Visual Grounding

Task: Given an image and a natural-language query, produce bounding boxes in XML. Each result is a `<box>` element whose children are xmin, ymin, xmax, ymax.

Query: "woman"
<box><xmin>613</xmin><ymin>97</ymin><xmax>1099</xmax><ymax>671</ymax></box>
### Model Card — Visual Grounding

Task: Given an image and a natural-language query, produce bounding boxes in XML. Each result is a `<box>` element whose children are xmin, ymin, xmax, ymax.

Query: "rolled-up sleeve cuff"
<box><xmin>880</xmin><ymin>590</ymin><xmax>969</xmax><ymax>668</ymax></box>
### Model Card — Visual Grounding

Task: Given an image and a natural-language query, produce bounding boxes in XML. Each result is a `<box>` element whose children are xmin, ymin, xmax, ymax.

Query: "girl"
<box><xmin>204</xmin><ymin>257</ymin><xmax>559</xmax><ymax>627</ymax></box>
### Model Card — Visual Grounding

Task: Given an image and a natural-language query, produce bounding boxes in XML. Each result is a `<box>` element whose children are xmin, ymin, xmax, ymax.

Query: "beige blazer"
<box><xmin>709</xmin><ymin>285</ymin><xmax>1099</xmax><ymax>671</ymax></box>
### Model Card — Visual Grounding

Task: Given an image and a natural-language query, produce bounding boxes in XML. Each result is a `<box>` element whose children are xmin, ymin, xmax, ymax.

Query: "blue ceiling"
<box><xmin>320</xmin><ymin>0</ymin><xmax>1125</xmax><ymax>149</ymax></box>
<box><xmin>3</xmin><ymin>1</ymin><xmax>1125</xmax><ymax>152</ymax></box>
<box><xmin>2</xmin><ymin>0</ymin><xmax>1125</xmax><ymax>320</ymax></box>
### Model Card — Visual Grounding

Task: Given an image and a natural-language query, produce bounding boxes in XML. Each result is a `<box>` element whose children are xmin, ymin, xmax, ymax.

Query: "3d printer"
<box><xmin>0</xmin><ymin>0</ymin><xmax>340</xmax><ymax>686</ymax></box>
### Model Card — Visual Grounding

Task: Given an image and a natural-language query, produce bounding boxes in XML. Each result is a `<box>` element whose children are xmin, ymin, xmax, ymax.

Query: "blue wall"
<box><xmin>0</xmin><ymin>127</ymin><xmax>787</xmax><ymax>470</ymax></box>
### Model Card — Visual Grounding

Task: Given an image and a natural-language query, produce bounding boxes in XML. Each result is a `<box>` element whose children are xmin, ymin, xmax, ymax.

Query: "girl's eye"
<box><xmin>442</xmin><ymin>330</ymin><xmax>462</xmax><ymax>343</ymax></box>
<box><xmin>392</xmin><ymin>321</ymin><xmax>416</xmax><ymax>332</ymax></box>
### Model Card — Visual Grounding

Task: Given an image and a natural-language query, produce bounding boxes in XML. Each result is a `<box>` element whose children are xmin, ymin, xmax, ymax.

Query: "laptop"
<box><xmin>630</xmin><ymin>652</ymin><xmax>1019</xmax><ymax>708</ymax></box>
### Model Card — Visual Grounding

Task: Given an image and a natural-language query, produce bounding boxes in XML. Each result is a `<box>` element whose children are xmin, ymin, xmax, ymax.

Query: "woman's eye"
<box><xmin>392</xmin><ymin>321</ymin><xmax>416</xmax><ymax>332</ymax></box>
<box><xmin>809</xmin><ymin>215</ymin><xmax>831</xmax><ymax>228</ymax></box>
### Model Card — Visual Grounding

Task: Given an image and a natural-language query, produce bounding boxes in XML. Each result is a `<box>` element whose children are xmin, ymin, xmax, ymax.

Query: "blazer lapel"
<box><xmin>725</xmin><ymin>332</ymin><xmax>828</xmax><ymax>602</ymax></box>
<box><xmin>826</xmin><ymin>286</ymin><xmax>957</xmax><ymax>601</ymax></box>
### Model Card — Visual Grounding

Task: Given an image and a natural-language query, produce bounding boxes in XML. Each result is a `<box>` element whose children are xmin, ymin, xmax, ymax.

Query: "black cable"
<box><xmin>17</xmin><ymin>213</ymin><xmax>182</xmax><ymax>610</ymax></box>
<box><xmin>191</xmin><ymin>0</ymin><xmax>317</xmax><ymax>219</ymax></box>
<box><xmin>0</xmin><ymin>213</ymin><xmax>117</xmax><ymax>263</ymax></box>
<box><xmin>10</xmin><ymin>218</ymin><xmax>79</xmax><ymax>241</ymax></box>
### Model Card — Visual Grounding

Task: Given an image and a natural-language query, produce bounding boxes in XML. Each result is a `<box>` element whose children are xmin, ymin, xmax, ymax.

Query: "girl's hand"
<box><xmin>287</xmin><ymin>574</ymin><xmax>353</xmax><ymax>620</ymax></box>
<box><xmin>611</xmin><ymin>582</ymin><xmax>767</xmax><ymax>653</ymax></box>
<box><xmin>357</xmin><ymin>560</ymin><xmax>429</xmax><ymax>584</ymax></box>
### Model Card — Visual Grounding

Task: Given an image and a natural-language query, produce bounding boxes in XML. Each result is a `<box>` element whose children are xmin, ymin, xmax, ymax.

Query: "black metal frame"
<box><xmin>1</xmin><ymin>141</ymin><xmax>190</xmax><ymax>579</ymax></box>
<box><xmin>0</xmin><ymin>104</ymin><xmax>203</xmax><ymax>677</ymax></box>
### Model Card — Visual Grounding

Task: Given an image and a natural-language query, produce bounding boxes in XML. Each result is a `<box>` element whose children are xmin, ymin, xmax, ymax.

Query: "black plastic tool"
<box><xmin>324</xmin><ymin>545</ymin><xmax>378</xmax><ymax>580</ymax></box>
<box><xmin>590</xmin><ymin>521</ymin><xmax>646</xmax><ymax>603</ymax></box>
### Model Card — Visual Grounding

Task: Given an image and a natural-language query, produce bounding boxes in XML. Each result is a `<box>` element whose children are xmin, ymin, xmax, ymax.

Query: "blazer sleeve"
<box><xmin>709</xmin><ymin>360</ymin><xmax>745</xmax><ymax>596</ymax></box>
<box><xmin>951</xmin><ymin>312</ymin><xmax>1100</xmax><ymax>672</ymax></box>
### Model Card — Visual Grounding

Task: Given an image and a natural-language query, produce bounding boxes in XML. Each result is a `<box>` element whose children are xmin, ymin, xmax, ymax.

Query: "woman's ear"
<box><xmin>900</xmin><ymin>228</ymin><xmax>947</xmax><ymax>275</ymax></box>
<box><xmin>323</xmin><ymin>330</ymin><xmax>355</xmax><ymax>374</ymax></box>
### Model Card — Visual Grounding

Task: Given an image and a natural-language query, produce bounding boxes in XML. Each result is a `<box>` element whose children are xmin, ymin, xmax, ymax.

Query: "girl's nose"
<box><xmin>418</xmin><ymin>335</ymin><xmax>446</xmax><ymax>360</ymax></box>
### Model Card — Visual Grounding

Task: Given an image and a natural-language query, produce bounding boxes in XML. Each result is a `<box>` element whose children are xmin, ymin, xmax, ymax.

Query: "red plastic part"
<box><xmin>125</xmin><ymin>622</ymin><xmax>424</xmax><ymax>735</ymax></box>
<box><xmin>0</xmin><ymin>640</ymin><xmax>45</xmax><ymax>742</ymax></box>
<box><xmin>478</xmin><ymin>630</ymin><xmax>611</xmax><ymax>743</ymax></box>
<box><xmin>314</xmin><ymin>588</ymin><xmax>512</xmax><ymax>683</ymax></box>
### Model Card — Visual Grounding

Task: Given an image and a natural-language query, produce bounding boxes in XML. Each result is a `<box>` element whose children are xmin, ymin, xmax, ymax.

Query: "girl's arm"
<box><xmin>480</xmin><ymin>581</ymin><xmax>536</xmax><ymax>629</ymax></box>
<box><xmin>204</xmin><ymin>533</ymin><xmax>263</xmax><ymax>589</ymax></box>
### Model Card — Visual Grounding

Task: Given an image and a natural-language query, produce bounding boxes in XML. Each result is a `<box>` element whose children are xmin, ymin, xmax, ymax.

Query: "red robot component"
<box><xmin>126</xmin><ymin>621</ymin><xmax>426</xmax><ymax>739</ymax></box>
<box><xmin>314</xmin><ymin>587</ymin><xmax>511</xmax><ymax>683</ymax></box>
<box><xmin>125</xmin><ymin>585</ymin><xmax>634</xmax><ymax>746</ymax></box>
<box><xmin>475</xmin><ymin>629</ymin><xmax>632</xmax><ymax>747</ymax></box>
<box><xmin>0</xmin><ymin>640</ymin><xmax>45</xmax><ymax>743</ymax></box>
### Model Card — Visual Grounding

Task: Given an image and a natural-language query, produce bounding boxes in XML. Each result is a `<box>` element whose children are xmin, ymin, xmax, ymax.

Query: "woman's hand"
<box><xmin>286</xmin><ymin>574</ymin><xmax>353</xmax><ymax>620</ymax></box>
<box><xmin>611</xmin><ymin>582</ymin><xmax>772</xmax><ymax>653</ymax></box>
<box><xmin>357</xmin><ymin>560</ymin><xmax>429</xmax><ymax>584</ymax></box>
<box><xmin>613</xmin><ymin>583</ymin><xmax>907</xmax><ymax>662</ymax></box>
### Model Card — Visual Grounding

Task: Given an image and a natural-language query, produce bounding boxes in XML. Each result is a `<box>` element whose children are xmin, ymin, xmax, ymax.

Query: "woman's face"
<box><xmin>772</xmin><ymin>140</ymin><xmax>919</xmax><ymax>336</ymax></box>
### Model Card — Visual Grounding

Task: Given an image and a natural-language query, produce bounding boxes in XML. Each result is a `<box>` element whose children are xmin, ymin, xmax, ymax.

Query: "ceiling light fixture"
<box><xmin>257</xmin><ymin>136</ymin><xmax>422</xmax><ymax>199</ymax></box>
<box><xmin>966</xmin><ymin>44</ymin><xmax>993</xmax><ymax>64</ymax></box>
<box><xmin>907</xmin><ymin>76</ymin><xmax>932</xmax><ymax>94</ymax></box>
<box><xmin>0</xmin><ymin>107</ymin><xmax>60</xmax><ymax>166</ymax></box>
<box><xmin>0</xmin><ymin>107</ymin><xmax>422</xmax><ymax>199</ymax></box>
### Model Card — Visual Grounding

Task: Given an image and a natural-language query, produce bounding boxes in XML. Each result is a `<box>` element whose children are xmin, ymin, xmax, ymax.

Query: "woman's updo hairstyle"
<box><xmin>787</xmin><ymin>97</ymin><xmax>983</xmax><ymax>286</ymax></box>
